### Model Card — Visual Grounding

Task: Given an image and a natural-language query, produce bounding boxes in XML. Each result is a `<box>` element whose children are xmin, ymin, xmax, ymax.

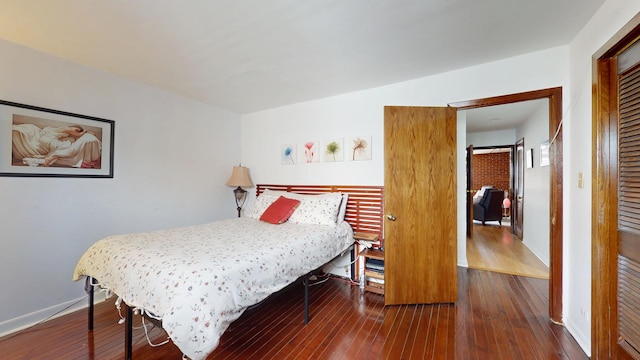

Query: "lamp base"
<box><xmin>233</xmin><ymin>186</ymin><xmax>247</xmax><ymax>218</ymax></box>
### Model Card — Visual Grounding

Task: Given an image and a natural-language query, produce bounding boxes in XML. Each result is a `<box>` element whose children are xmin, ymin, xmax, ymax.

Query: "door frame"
<box><xmin>514</xmin><ymin>138</ymin><xmax>525</xmax><ymax>238</ymax></box>
<box><xmin>450</xmin><ymin>86</ymin><xmax>563</xmax><ymax>323</ymax></box>
<box><xmin>592</xmin><ymin>12</ymin><xmax>640</xmax><ymax>359</ymax></box>
<box><xmin>467</xmin><ymin>144</ymin><xmax>473</xmax><ymax>238</ymax></box>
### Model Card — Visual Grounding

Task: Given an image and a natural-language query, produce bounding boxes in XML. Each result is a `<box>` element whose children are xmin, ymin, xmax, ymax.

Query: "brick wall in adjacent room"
<box><xmin>472</xmin><ymin>152</ymin><xmax>511</xmax><ymax>194</ymax></box>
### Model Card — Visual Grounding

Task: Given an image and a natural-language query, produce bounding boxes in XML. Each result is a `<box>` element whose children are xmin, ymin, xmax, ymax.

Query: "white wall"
<box><xmin>466</xmin><ymin>128</ymin><xmax>516</xmax><ymax>147</ymax></box>
<box><xmin>516</xmin><ymin>102</ymin><xmax>550</xmax><ymax>265</ymax></box>
<box><xmin>242</xmin><ymin>46</ymin><xmax>569</xmax><ymax>188</ymax></box>
<box><xmin>0</xmin><ymin>39</ymin><xmax>242</xmax><ymax>335</ymax></box>
<box><xmin>457</xmin><ymin>112</ymin><xmax>469</xmax><ymax>267</ymax></box>
<box><xmin>563</xmin><ymin>0</ymin><xmax>640</xmax><ymax>354</ymax></box>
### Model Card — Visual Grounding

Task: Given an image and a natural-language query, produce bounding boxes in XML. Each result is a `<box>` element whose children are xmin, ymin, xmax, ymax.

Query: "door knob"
<box><xmin>386</xmin><ymin>214</ymin><xmax>397</xmax><ymax>221</ymax></box>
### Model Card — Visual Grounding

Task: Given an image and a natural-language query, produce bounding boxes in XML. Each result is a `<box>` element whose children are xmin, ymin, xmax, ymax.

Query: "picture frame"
<box><xmin>300</xmin><ymin>140</ymin><xmax>319</xmax><ymax>163</ymax></box>
<box><xmin>526</xmin><ymin>148</ymin><xmax>533</xmax><ymax>169</ymax></box>
<box><xmin>322</xmin><ymin>138</ymin><xmax>344</xmax><ymax>162</ymax></box>
<box><xmin>348</xmin><ymin>136</ymin><xmax>372</xmax><ymax>161</ymax></box>
<box><xmin>280</xmin><ymin>143</ymin><xmax>297</xmax><ymax>165</ymax></box>
<box><xmin>0</xmin><ymin>99</ymin><xmax>115</xmax><ymax>178</ymax></box>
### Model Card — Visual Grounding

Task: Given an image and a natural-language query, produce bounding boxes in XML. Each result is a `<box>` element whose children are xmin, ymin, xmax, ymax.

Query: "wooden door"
<box><xmin>513</xmin><ymin>138</ymin><xmax>524</xmax><ymax>238</ymax></box>
<box><xmin>614</xmin><ymin>58</ymin><xmax>640</xmax><ymax>359</ymax></box>
<box><xmin>384</xmin><ymin>106</ymin><xmax>457</xmax><ymax>305</ymax></box>
<box><xmin>467</xmin><ymin>145</ymin><xmax>474</xmax><ymax>237</ymax></box>
<box><xmin>593</xmin><ymin>17</ymin><xmax>640</xmax><ymax>358</ymax></box>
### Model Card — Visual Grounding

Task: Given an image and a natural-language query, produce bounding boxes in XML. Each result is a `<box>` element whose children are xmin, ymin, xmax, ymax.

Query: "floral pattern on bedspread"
<box><xmin>72</xmin><ymin>217</ymin><xmax>353</xmax><ymax>360</ymax></box>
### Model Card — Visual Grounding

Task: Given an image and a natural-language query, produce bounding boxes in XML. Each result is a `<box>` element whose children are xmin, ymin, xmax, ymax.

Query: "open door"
<box><xmin>467</xmin><ymin>144</ymin><xmax>474</xmax><ymax>237</ymax></box>
<box><xmin>513</xmin><ymin>138</ymin><xmax>524</xmax><ymax>238</ymax></box>
<box><xmin>384</xmin><ymin>106</ymin><xmax>458</xmax><ymax>305</ymax></box>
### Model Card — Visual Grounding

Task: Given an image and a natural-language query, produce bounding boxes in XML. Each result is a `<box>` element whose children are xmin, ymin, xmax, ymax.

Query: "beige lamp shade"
<box><xmin>225</xmin><ymin>166</ymin><xmax>253</xmax><ymax>188</ymax></box>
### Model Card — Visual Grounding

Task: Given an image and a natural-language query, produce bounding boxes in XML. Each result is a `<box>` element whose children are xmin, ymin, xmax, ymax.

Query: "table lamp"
<box><xmin>225</xmin><ymin>165</ymin><xmax>253</xmax><ymax>217</ymax></box>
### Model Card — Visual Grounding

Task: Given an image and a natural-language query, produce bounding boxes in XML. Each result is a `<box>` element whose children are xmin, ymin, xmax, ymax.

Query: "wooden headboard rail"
<box><xmin>256</xmin><ymin>184</ymin><xmax>384</xmax><ymax>239</ymax></box>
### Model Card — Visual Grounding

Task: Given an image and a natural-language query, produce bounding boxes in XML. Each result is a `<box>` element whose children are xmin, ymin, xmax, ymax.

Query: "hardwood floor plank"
<box><xmin>377</xmin><ymin>304</ymin><xmax>401</xmax><ymax>359</ymax></box>
<box><xmin>406</xmin><ymin>305</ymin><xmax>430</xmax><ymax>359</ymax></box>
<box><xmin>468</xmin><ymin>222</ymin><xmax>549</xmax><ymax>279</ymax></box>
<box><xmin>423</xmin><ymin>305</ymin><xmax>440</xmax><ymax>360</ymax></box>
<box><xmin>312</xmin><ymin>286</ymin><xmax>367</xmax><ymax>359</ymax></box>
<box><xmin>344</xmin><ymin>293</ymin><xmax>385</xmax><ymax>359</ymax></box>
<box><xmin>286</xmin><ymin>283</ymin><xmax>353</xmax><ymax>359</ymax></box>
<box><xmin>0</xmin><ymin>268</ymin><xmax>587</xmax><ymax>360</ymax></box>
<box><xmin>239</xmin><ymin>283</ymin><xmax>311</xmax><ymax>359</ymax></box>
<box><xmin>295</xmin><ymin>285</ymin><xmax>357</xmax><ymax>359</ymax></box>
<box><xmin>467</xmin><ymin>270</ymin><xmax>492</xmax><ymax>359</ymax></box>
<box><xmin>454</xmin><ymin>276</ymin><xmax>472</xmax><ymax>360</ymax></box>
<box><xmin>432</xmin><ymin>305</ymin><xmax>454</xmax><ymax>360</ymax></box>
<box><xmin>444</xmin><ymin>304</ymin><xmax>456</xmax><ymax>359</ymax></box>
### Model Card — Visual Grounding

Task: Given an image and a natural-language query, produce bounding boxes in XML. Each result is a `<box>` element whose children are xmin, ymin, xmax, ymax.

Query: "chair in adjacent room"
<box><xmin>473</xmin><ymin>188</ymin><xmax>504</xmax><ymax>225</ymax></box>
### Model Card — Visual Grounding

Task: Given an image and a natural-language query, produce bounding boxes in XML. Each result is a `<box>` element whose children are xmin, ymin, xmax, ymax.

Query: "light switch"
<box><xmin>578</xmin><ymin>172</ymin><xmax>584</xmax><ymax>188</ymax></box>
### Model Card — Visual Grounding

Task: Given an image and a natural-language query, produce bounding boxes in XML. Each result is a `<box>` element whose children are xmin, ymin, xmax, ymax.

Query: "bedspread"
<box><xmin>72</xmin><ymin>217</ymin><xmax>353</xmax><ymax>360</ymax></box>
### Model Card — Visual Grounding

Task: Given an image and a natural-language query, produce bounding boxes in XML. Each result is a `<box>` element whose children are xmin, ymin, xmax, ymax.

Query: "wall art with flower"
<box><xmin>349</xmin><ymin>136</ymin><xmax>372</xmax><ymax>161</ymax></box>
<box><xmin>300</xmin><ymin>140</ymin><xmax>319</xmax><ymax>163</ymax></box>
<box><xmin>322</xmin><ymin>138</ymin><xmax>344</xmax><ymax>162</ymax></box>
<box><xmin>281</xmin><ymin>144</ymin><xmax>297</xmax><ymax>165</ymax></box>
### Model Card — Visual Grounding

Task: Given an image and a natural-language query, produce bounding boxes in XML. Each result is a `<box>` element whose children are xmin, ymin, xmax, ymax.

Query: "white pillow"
<box><xmin>245</xmin><ymin>194</ymin><xmax>279</xmax><ymax>219</ymax></box>
<box><xmin>288</xmin><ymin>195</ymin><xmax>342</xmax><ymax>226</ymax></box>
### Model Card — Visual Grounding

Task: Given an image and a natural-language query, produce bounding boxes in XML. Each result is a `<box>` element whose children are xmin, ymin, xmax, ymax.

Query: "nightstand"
<box><xmin>353</xmin><ymin>232</ymin><xmax>381</xmax><ymax>282</ymax></box>
<box><xmin>361</xmin><ymin>248</ymin><xmax>384</xmax><ymax>295</ymax></box>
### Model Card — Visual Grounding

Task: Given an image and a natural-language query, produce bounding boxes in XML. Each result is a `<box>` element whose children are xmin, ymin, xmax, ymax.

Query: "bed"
<box><xmin>72</xmin><ymin>184</ymin><xmax>383</xmax><ymax>360</ymax></box>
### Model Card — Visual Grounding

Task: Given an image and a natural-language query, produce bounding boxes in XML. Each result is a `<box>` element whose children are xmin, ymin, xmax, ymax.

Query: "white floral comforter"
<box><xmin>72</xmin><ymin>217</ymin><xmax>353</xmax><ymax>360</ymax></box>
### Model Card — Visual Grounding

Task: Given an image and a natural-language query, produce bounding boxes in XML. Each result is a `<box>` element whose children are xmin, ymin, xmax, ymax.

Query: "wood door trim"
<box><xmin>449</xmin><ymin>86</ymin><xmax>563</xmax><ymax>324</ymax></box>
<box><xmin>467</xmin><ymin>144</ymin><xmax>473</xmax><ymax>238</ymax></box>
<box><xmin>514</xmin><ymin>138</ymin><xmax>525</xmax><ymax>239</ymax></box>
<box><xmin>592</xmin><ymin>12</ymin><xmax>640</xmax><ymax>360</ymax></box>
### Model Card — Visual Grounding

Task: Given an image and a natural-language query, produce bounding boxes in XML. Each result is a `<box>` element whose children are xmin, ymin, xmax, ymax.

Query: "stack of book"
<box><xmin>365</xmin><ymin>257</ymin><xmax>385</xmax><ymax>289</ymax></box>
<box><xmin>365</xmin><ymin>258</ymin><xmax>384</xmax><ymax>274</ymax></box>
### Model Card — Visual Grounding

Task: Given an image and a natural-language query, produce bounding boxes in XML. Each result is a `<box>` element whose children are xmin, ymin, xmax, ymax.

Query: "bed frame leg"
<box><xmin>87</xmin><ymin>276</ymin><xmax>94</xmax><ymax>331</ymax></box>
<box><xmin>125</xmin><ymin>305</ymin><xmax>133</xmax><ymax>360</ymax></box>
<box><xmin>304</xmin><ymin>275</ymin><xmax>309</xmax><ymax>324</ymax></box>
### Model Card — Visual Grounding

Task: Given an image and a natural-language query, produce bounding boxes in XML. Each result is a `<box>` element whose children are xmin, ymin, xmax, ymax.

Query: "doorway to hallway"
<box><xmin>450</xmin><ymin>86</ymin><xmax>563</xmax><ymax>323</ymax></box>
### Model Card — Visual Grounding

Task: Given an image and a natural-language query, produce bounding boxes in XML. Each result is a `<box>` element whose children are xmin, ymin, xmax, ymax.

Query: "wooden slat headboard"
<box><xmin>256</xmin><ymin>184</ymin><xmax>384</xmax><ymax>239</ymax></box>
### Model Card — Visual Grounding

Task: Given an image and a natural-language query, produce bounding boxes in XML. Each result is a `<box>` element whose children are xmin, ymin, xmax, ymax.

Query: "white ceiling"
<box><xmin>0</xmin><ymin>0</ymin><xmax>604</xmax><ymax>114</ymax></box>
<box><xmin>465</xmin><ymin>99</ymin><xmax>549</xmax><ymax>133</ymax></box>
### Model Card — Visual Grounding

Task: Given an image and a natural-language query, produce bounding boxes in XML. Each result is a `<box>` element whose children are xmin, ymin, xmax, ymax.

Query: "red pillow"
<box><xmin>260</xmin><ymin>196</ymin><xmax>301</xmax><ymax>224</ymax></box>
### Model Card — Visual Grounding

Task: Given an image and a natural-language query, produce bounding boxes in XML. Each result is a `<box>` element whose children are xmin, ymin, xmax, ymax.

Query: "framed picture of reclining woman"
<box><xmin>0</xmin><ymin>99</ymin><xmax>114</xmax><ymax>178</ymax></box>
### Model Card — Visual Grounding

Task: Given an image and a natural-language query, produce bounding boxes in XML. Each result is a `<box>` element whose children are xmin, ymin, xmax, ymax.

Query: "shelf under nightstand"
<box><xmin>361</xmin><ymin>248</ymin><xmax>384</xmax><ymax>295</ymax></box>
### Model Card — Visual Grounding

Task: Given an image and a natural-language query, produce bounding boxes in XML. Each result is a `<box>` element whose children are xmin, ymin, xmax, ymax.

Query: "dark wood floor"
<box><xmin>0</xmin><ymin>268</ymin><xmax>587</xmax><ymax>359</ymax></box>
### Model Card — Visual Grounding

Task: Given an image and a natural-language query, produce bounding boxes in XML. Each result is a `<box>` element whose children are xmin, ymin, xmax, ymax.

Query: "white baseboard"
<box><xmin>564</xmin><ymin>318</ymin><xmax>591</xmax><ymax>357</ymax></box>
<box><xmin>0</xmin><ymin>291</ymin><xmax>108</xmax><ymax>338</ymax></box>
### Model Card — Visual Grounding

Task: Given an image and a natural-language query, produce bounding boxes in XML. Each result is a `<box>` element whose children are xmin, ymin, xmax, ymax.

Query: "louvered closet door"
<box><xmin>617</xmin><ymin>61</ymin><xmax>640</xmax><ymax>358</ymax></box>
